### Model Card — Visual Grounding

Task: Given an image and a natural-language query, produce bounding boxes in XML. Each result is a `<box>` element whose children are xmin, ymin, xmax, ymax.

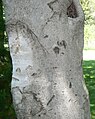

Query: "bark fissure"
<box><xmin>12</xmin><ymin>77</ymin><xmax>19</xmax><ymax>81</ymax></box>
<box><xmin>69</xmin><ymin>82</ymin><xmax>72</xmax><ymax>88</ymax></box>
<box><xmin>67</xmin><ymin>1</ymin><xmax>78</xmax><ymax>18</ymax></box>
<box><xmin>47</xmin><ymin>95</ymin><xmax>55</xmax><ymax>106</ymax></box>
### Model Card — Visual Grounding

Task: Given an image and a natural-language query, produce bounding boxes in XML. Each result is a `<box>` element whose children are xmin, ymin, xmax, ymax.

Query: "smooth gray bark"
<box><xmin>3</xmin><ymin>0</ymin><xmax>90</xmax><ymax>119</ymax></box>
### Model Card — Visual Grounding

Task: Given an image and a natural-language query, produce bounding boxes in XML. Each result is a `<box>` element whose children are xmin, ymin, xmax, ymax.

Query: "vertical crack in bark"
<box><xmin>69</xmin><ymin>82</ymin><xmax>72</xmax><ymax>88</ymax></box>
<box><xmin>67</xmin><ymin>2</ymin><xmax>78</xmax><ymax>18</ymax></box>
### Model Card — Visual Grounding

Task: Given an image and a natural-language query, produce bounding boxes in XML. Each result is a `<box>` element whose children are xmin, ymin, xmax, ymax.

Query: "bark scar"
<box><xmin>47</xmin><ymin>0</ymin><xmax>58</xmax><ymax>11</ymax></box>
<box><xmin>12</xmin><ymin>77</ymin><xmax>19</xmax><ymax>81</ymax></box>
<box><xmin>47</xmin><ymin>95</ymin><xmax>55</xmax><ymax>106</ymax></box>
<box><xmin>57</xmin><ymin>40</ymin><xmax>67</xmax><ymax>49</ymax></box>
<box><xmin>69</xmin><ymin>82</ymin><xmax>72</xmax><ymax>88</ymax></box>
<box><xmin>31</xmin><ymin>92</ymin><xmax>44</xmax><ymax>116</ymax></box>
<box><xmin>53</xmin><ymin>46</ymin><xmax>60</xmax><ymax>54</ymax></box>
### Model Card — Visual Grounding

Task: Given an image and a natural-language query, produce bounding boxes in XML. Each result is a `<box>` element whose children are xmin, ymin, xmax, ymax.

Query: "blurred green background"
<box><xmin>0</xmin><ymin>0</ymin><xmax>95</xmax><ymax>119</ymax></box>
<box><xmin>81</xmin><ymin>0</ymin><xmax>95</xmax><ymax>50</ymax></box>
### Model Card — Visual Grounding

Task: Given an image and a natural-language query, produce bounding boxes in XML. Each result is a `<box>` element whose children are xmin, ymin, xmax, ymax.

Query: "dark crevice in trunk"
<box><xmin>67</xmin><ymin>2</ymin><xmax>78</xmax><ymax>18</ymax></box>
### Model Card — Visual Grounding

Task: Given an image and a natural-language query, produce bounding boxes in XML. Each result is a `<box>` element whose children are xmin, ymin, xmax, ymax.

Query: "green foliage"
<box><xmin>83</xmin><ymin>60</ymin><xmax>95</xmax><ymax>119</ymax></box>
<box><xmin>0</xmin><ymin>90</ymin><xmax>16</xmax><ymax>119</ymax></box>
<box><xmin>0</xmin><ymin>1</ymin><xmax>16</xmax><ymax>118</ymax></box>
<box><xmin>81</xmin><ymin>0</ymin><xmax>95</xmax><ymax>50</ymax></box>
<box><xmin>80</xmin><ymin>0</ymin><xmax>95</xmax><ymax>25</ymax></box>
<box><xmin>84</xmin><ymin>25</ymin><xmax>95</xmax><ymax>50</ymax></box>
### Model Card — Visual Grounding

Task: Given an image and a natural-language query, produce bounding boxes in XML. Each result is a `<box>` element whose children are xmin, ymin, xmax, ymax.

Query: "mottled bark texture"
<box><xmin>3</xmin><ymin>0</ymin><xmax>90</xmax><ymax>119</ymax></box>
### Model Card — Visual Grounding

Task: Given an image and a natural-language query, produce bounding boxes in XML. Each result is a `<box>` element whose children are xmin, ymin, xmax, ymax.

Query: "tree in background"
<box><xmin>3</xmin><ymin>0</ymin><xmax>90</xmax><ymax>119</ymax></box>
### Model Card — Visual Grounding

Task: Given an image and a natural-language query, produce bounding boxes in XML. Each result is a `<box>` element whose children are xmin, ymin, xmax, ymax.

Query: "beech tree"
<box><xmin>3</xmin><ymin>0</ymin><xmax>90</xmax><ymax>118</ymax></box>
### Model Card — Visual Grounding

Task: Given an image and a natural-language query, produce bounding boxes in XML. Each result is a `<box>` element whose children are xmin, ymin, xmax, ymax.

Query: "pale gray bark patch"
<box><xmin>12</xmin><ymin>86</ymin><xmax>45</xmax><ymax>118</ymax></box>
<box><xmin>47</xmin><ymin>0</ymin><xmax>58</xmax><ymax>11</ymax></box>
<box><xmin>7</xmin><ymin>20</ymin><xmax>49</xmax><ymax>56</ymax></box>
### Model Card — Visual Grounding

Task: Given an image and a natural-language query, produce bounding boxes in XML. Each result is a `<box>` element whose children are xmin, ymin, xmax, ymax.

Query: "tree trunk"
<box><xmin>3</xmin><ymin>0</ymin><xmax>90</xmax><ymax>118</ymax></box>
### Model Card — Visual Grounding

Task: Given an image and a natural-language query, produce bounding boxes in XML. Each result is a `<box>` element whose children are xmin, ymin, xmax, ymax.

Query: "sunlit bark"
<box><xmin>3</xmin><ymin>0</ymin><xmax>90</xmax><ymax>118</ymax></box>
